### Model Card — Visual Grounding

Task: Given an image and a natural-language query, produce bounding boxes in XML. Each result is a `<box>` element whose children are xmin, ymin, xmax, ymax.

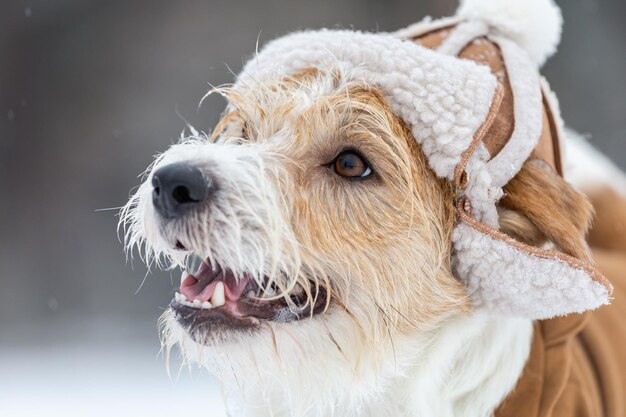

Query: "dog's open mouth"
<box><xmin>170</xmin><ymin>259</ymin><xmax>328</xmax><ymax>341</ymax></box>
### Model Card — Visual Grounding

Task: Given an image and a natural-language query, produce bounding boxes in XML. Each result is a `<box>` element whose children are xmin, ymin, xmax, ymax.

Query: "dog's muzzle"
<box><xmin>151</xmin><ymin>162</ymin><xmax>212</xmax><ymax>219</ymax></box>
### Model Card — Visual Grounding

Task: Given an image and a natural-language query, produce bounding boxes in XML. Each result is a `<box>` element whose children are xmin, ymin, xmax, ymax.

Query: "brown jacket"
<box><xmin>497</xmin><ymin>189</ymin><xmax>626</xmax><ymax>417</ymax></box>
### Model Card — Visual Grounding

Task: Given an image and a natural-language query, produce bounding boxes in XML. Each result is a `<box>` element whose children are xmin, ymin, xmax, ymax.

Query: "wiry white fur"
<box><xmin>456</xmin><ymin>0</ymin><xmax>563</xmax><ymax>67</ymax></box>
<box><xmin>119</xmin><ymin>137</ymin><xmax>303</xmax><ymax>295</ymax></box>
<box><xmin>160</xmin><ymin>308</ymin><xmax>532</xmax><ymax>417</ymax></box>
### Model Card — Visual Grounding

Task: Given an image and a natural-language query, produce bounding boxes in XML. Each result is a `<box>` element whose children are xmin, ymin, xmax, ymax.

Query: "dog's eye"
<box><xmin>331</xmin><ymin>151</ymin><xmax>372</xmax><ymax>178</ymax></box>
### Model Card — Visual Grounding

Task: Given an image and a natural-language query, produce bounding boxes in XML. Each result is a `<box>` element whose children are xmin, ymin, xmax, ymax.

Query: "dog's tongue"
<box><xmin>180</xmin><ymin>263</ymin><xmax>249</xmax><ymax>302</ymax></box>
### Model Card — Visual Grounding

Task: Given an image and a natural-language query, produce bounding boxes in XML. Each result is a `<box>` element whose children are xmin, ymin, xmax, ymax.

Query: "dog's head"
<box><xmin>122</xmin><ymin>66</ymin><xmax>470</xmax><ymax>350</ymax></box>
<box><xmin>120</xmin><ymin>68</ymin><xmax>485</xmax><ymax>411</ymax></box>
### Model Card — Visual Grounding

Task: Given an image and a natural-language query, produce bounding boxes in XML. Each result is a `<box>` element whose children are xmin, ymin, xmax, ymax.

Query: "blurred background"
<box><xmin>1</xmin><ymin>0</ymin><xmax>624</xmax><ymax>415</ymax></box>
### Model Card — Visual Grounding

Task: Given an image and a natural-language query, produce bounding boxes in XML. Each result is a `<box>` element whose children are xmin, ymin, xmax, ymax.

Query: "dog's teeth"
<box><xmin>211</xmin><ymin>282</ymin><xmax>225</xmax><ymax>307</ymax></box>
<box><xmin>246</xmin><ymin>290</ymin><xmax>255</xmax><ymax>299</ymax></box>
<box><xmin>201</xmin><ymin>301</ymin><xmax>212</xmax><ymax>309</ymax></box>
<box><xmin>174</xmin><ymin>292</ymin><xmax>181</xmax><ymax>302</ymax></box>
<box><xmin>193</xmin><ymin>299</ymin><xmax>201</xmax><ymax>307</ymax></box>
<box><xmin>181</xmin><ymin>270</ymin><xmax>187</xmax><ymax>284</ymax></box>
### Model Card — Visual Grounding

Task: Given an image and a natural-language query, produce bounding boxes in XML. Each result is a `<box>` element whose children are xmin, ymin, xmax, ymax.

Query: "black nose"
<box><xmin>151</xmin><ymin>163</ymin><xmax>211</xmax><ymax>219</ymax></box>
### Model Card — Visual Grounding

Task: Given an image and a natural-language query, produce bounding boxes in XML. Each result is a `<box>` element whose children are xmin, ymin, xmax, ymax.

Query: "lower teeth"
<box><xmin>175</xmin><ymin>292</ymin><xmax>213</xmax><ymax>310</ymax></box>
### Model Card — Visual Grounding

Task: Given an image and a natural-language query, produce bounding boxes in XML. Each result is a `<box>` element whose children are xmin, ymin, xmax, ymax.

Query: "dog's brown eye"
<box><xmin>332</xmin><ymin>151</ymin><xmax>372</xmax><ymax>178</ymax></box>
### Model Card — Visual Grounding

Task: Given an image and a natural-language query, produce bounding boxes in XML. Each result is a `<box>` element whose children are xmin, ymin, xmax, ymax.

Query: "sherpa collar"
<box><xmin>234</xmin><ymin>0</ymin><xmax>612</xmax><ymax>319</ymax></box>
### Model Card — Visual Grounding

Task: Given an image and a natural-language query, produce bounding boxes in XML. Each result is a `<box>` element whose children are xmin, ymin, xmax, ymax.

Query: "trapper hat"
<box><xmin>234</xmin><ymin>0</ymin><xmax>613</xmax><ymax>319</ymax></box>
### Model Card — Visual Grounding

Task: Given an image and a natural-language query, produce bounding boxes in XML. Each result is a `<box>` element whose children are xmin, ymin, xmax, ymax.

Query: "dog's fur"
<box><xmin>121</xmin><ymin>66</ymin><xmax>616</xmax><ymax>416</ymax></box>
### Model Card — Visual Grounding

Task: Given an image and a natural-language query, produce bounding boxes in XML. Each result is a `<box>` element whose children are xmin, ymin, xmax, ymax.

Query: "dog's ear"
<box><xmin>498</xmin><ymin>159</ymin><xmax>594</xmax><ymax>261</ymax></box>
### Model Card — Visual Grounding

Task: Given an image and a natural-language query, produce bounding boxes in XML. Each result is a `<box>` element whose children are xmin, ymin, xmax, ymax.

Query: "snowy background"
<box><xmin>1</xmin><ymin>0</ymin><xmax>625</xmax><ymax>416</ymax></box>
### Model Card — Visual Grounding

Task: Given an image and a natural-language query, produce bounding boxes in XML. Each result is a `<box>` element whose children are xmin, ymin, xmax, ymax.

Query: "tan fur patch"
<box><xmin>500</xmin><ymin>159</ymin><xmax>594</xmax><ymax>261</ymax></box>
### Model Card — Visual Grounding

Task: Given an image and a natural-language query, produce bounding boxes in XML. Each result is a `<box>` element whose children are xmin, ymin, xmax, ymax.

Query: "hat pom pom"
<box><xmin>456</xmin><ymin>0</ymin><xmax>563</xmax><ymax>67</ymax></box>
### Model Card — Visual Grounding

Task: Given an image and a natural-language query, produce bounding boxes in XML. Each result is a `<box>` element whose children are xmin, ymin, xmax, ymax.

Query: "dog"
<box><xmin>120</xmin><ymin>0</ymin><xmax>626</xmax><ymax>416</ymax></box>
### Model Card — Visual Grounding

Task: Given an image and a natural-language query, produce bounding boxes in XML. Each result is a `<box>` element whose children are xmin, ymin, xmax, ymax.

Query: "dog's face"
<box><xmin>121</xmin><ymin>65</ymin><xmax>595</xmax><ymax>413</ymax></box>
<box><xmin>121</xmin><ymin>67</ymin><xmax>469</xmax><ymax>404</ymax></box>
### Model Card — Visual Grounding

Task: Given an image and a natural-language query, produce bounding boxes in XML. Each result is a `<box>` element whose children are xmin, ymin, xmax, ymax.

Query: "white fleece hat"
<box><xmin>234</xmin><ymin>0</ymin><xmax>612</xmax><ymax>319</ymax></box>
